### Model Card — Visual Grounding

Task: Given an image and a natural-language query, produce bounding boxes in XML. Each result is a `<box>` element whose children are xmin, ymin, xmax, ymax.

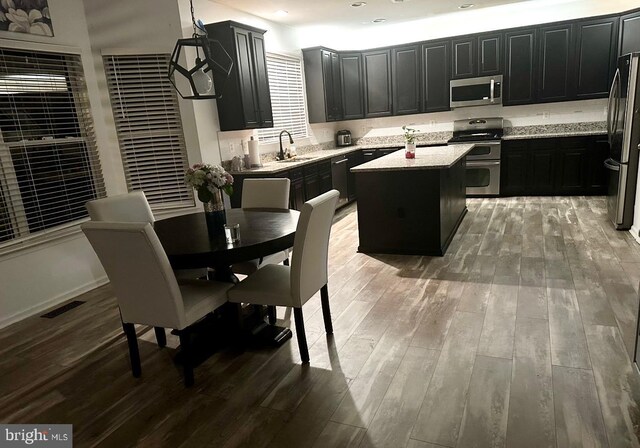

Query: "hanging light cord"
<box><xmin>190</xmin><ymin>0</ymin><xmax>201</xmax><ymax>59</ymax></box>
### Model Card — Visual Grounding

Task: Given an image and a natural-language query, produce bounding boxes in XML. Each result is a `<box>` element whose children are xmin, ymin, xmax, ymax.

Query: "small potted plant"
<box><xmin>402</xmin><ymin>125</ymin><xmax>417</xmax><ymax>159</ymax></box>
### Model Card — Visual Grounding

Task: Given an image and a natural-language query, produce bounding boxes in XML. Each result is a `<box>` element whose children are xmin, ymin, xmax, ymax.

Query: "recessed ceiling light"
<box><xmin>275</xmin><ymin>9</ymin><xmax>289</xmax><ymax>16</ymax></box>
<box><xmin>372</xmin><ymin>18</ymin><xmax>387</xmax><ymax>23</ymax></box>
<box><xmin>351</xmin><ymin>1</ymin><xmax>367</xmax><ymax>7</ymax></box>
<box><xmin>458</xmin><ymin>3</ymin><xmax>474</xmax><ymax>8</ymax></box>
<box><xmin>391</xmin><ymin>0</ymin><xmax>409</xmax><ymax>3</ymax></box>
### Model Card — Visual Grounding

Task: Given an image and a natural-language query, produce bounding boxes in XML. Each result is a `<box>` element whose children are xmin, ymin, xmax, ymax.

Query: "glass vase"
<box><xmin>203</xmin><ymin>189</ymin><xmax>226</xmax><ymax>237</ymax></box>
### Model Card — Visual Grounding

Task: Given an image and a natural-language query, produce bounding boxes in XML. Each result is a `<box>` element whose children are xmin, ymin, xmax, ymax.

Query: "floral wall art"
<box><xmin>0</xmin><ymin>0</ymin><xmax>53</xmax><ymax>37</ymax></box>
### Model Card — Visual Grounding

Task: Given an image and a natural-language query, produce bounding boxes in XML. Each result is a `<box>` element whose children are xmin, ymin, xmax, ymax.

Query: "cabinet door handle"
<box><xmin>333</xmin><ymin>159</ymin><xmax>348</xmax><ymax>165</ymax></box>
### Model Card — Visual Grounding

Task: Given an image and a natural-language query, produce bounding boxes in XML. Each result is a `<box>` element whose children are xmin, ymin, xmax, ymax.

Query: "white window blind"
<box><xmin>0</xmin><ymin>47</ymin><xmax>105</xmax><ymax>246</ymax></box>
<box><xmin>103</xmin><ymin>53</ymin><xmax>193</xmax><ymax>209</ymax></box>
<box><xmin>258</xmin><ymin>53</ymin><xmax>308</xmax><ymax>143</ymax></box>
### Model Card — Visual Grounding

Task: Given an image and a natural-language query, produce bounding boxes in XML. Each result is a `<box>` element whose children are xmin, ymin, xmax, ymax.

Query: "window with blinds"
<box><xmin>103</xmin><ymin>53</ymin><xmax>193</xmax><ymax>209</ymax></box>
<box><xmin>257</xmin><ymin>54</ymin><xmax>308</xmax><ymax>143</ymax></box>
<box><xmin>0</xmin><ymin>47</ymin><xmax>105</xmax><ymax>245</ymax></box>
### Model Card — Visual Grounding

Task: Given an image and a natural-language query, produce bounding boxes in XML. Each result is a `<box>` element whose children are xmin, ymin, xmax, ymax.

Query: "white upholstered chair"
<box><xmin>233</xmin><ymin>178</ymin><xmax>292</xmax><ymax>323</ymax></box>
<box><xmin>82</xmin><ymin>221</ymin><xmax>231</xmax><ymax>386</ymax></box>
<box><xmin>86</xmin><ymin>194</ymin><xmax>208</xmax><ymax>272</ymax></box>
<box><xmin>86</xmin><ymin>191</ymin><xmax>209</xmax><ymax>344</ymax></box>
<box><xmin>227</xmin><ymin>190</ymin><xmax>339</xmax><ymax>363</ymax></box>
<box><xmin>86</xmin><ymin>191</ymin><xmax>154</xmax><ymax>223</ymax></box>
<box><xmin>233</xmin><ymin>178</ymin><xmax>291</xmax><ymax>274</ymax></box>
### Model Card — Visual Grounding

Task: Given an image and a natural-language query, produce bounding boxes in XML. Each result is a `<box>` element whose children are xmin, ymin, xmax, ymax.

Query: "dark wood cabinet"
<box><xmin>575</xmin><ymin>17</ymin><xmax>619</xmax><ymax>99</ymax></box>
<box><xmin>363</xmin><ymin>49</ymin><xmax>393</xmax><ymax>118</ymax></box>
<box><xmin>302</xmin><ymin>48</ymin><xmax>342</xmax><ymax>123</ymax></box>
<box><xmin>537</xmin><ymin>24</ymin><xmax>574</xmax><ymax>102</ymax></box>
<box><xmin>324</xmin><ymin>50</ymin><xmax>343</xmax><ymax>121</ymax></box>
<box><xmin>501</xmin><ymin>136</ymin><xmax>608</xmax><ymax>196</ymax></box>
<box><xmin>452</xmin><ymin>38</ymin><xmax>476</xmax><ymax>79</ymax></box>
<box><xmin>303</xmin><ymin>164</ymin><xmax>320</xmax><ymax>201</ymax></box>
<box><xmin>318</xmin><ymin>161</ymin><xmax>333</xmax><ymax>194</ymax></box>
<box><xmin>505</xmin><ymin>29</ymin><xmax>537</xmax><ymax>105</ymax></box>
<box><xmin>620</xmin><ymin>10</ymin><xmax>640</xmax><ymax>56</ymax></box>
<box><xmin>501</xmin><ymin>143</ymin><xmax>529</xmax><ymax>196</ymax></box>
<box><xmin>478</xmin><ymin>33</ymin><xmax>503</xmax><ymax>76</ymax></box>
<box><xmin>422</xmin><ymin>40</ymin><xmax>451</xmax><ymax>113</ymax></box>
<box><xmin>205</xmin><ymin>21</ymin><xmax>273</xmax><ymax>131</ymax></box>
<box><xmin>289</xmin><ymin>168</ymin><xmax>305</xmax><ymax>210</ymax></box>
<box><xmin>392</xmin><ymin>45</ymin><xmax>421</xmax><ymax>115</ymax></box>
<box><xmin>346</xmin><ymin>151</ymin><xmax>363</xmax><ymax>201</ymax></box>
<box><xmin>340</xmin><ymin>53</ymin><xmax>364</xmax><ymax>120</ymax></box>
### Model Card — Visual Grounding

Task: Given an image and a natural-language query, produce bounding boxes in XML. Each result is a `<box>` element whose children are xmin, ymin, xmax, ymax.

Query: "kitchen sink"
<box><xmin>276</xmin><ymin>156</ymin><xmax>316</xmax><ymax>163</ymax></box>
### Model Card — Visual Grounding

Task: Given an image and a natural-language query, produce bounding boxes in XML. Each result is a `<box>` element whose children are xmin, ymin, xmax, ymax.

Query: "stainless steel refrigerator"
<box><xmin>605</xmin><ymin>52</ymin><xmax>640</xmax><ymax>230</ymax></box>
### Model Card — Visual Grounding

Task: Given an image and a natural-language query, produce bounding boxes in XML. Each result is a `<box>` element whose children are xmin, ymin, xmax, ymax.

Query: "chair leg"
<box><xmin>178</xmin><ymin>329</ymin><xmax>195</xmax><ymax>387</ymax></box>
<box><xmin>154</xmin><ymin>327</ymin><xmax>167</xmax><ymax>348</ymax></box>
<box><xmin>293</xmin><ymin>308</ymin><xmax>310</xmax><ymax>363</ymax></box>
<box><xmin>122</xmin><ymin>322</ymin><xmax>141</xmax><ymax>378</ymax></box>
<box><xmin>320</xmin><ymin>284</ymin><xmax>333</xmax><ymax>335</ymax></box>
<box><xmin>267</xmin><ymin>306</ymin><xmax>277</xmax><ymax>325</ymax></box>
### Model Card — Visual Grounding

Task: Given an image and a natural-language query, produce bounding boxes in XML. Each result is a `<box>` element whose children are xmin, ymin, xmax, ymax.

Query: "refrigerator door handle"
<box><xmin>607</xmin><ymin>69</ymin><xmax>620</xmax><ymax>147</ymax></box>
<box><xmin>604</xmin><ymin>158</ymin><xmax>620</xmax><ymax>171</ymax></box>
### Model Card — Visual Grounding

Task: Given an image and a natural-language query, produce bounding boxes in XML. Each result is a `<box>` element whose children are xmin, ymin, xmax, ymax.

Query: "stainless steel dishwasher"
<box><xmin>331</xmin><ymin>156</ymin><xmax>349</xmax><ymax>208</ymax></box>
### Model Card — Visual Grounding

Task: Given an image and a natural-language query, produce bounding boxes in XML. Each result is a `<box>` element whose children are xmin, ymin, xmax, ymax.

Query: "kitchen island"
<box><xmin>351</xmin><ymin>144</ymin><xmax>474</xmax><ymax>256</ymax></box>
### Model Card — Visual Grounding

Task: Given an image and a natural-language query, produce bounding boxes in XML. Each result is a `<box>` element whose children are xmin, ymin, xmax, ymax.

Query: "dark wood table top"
<box><xmin>154</xmin><ymin>208</ymin><xmax>299</xmax><ymax>270</ymax></box>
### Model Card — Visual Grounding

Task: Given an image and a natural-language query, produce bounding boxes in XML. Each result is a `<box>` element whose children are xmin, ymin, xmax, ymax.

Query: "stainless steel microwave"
<box><xmin>450</xmin><ymin>75</ymin><xmax>503</xmax><ymax>108</ymax></box>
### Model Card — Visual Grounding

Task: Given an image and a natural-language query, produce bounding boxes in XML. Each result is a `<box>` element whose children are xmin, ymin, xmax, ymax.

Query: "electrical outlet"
<box><xmin>542</xmin><ymin>112</ymin><xmax>550</xmax><ymax>119</ymax></box>
<box><xmin>229</xmin><ymin>142</ymin><xmax>236</xmax><ymax>154</ymax></box>
<box><xmin>429</xmin><ymin>120</ymin><xmax>436</xmax><ymax>126</ymax></box>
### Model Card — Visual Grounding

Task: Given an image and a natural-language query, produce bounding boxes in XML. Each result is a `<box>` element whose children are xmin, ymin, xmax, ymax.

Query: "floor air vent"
<box><xmin>41</xmin><ymin>300</ymin><xmax>86</xmax><ymax>318</ymax></box>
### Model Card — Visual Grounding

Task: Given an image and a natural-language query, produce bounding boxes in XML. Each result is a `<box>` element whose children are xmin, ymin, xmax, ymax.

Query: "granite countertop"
<box><xmin>228</xmin><ymin>122</ymin><xmax>607</xmax><ymax>175</ymax></box>
<box><xmin>502</xmin><ymin>122</ymin><xmax>607</xmax><ymax>140</ymax></box>
<box><xmin>351</xmin><ymin>144</ymin><xmax>475</xmax><ymax>172</ymax></box>
<box><xmin>228</xmin><ymin>141</ymin><xmax>449</xmax><ymax>175</ymax></box>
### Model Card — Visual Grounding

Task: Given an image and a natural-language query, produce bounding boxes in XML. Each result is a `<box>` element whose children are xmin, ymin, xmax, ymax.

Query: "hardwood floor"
<box><xmin>2</xmin><ymin>196</ymin><xmax>640</xmax><ymax>447</ymax></box>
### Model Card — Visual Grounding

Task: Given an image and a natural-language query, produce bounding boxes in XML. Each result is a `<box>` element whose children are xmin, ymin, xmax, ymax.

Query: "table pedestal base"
<box><xmin>248</xmin><ymin>321</ymin><xmax>292</xmax><ymax>347</ymax></box>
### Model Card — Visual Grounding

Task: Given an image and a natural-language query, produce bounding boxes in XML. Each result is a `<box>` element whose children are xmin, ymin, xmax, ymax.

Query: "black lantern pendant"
<box><xmin>168</xmin><ymin>1</ymin><xmax>233</xmax><ymax>100</ymax></box>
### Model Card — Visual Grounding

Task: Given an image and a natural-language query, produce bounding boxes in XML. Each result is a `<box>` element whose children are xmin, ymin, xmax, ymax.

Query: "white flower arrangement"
<box><xmin>184</xmin><ymin>163</ymin><xmax>234</xmax><ymax>203</ymax></box>
<box><xmin>402</xmin><ymin>125</ymin><xmax>418</xmax><ymax>144</ymax></box>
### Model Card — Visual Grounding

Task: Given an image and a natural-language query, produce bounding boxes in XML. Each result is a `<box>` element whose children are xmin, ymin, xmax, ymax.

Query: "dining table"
<box><xmin>154</xmin><ymin>207</ymin><xmax>300</xmax><ymax>348</ymax></box>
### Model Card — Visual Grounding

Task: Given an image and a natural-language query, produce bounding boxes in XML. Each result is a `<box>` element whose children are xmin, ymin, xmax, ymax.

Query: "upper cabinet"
<box><xmin>620</xmin><ymin>10</ymin><xmax>640</xmax><ymax>56</ymax></box>
<box><xmin>452</xmin><ymin>34</ymin><xmax>501</xmax><ymax>79</ymax></box>
<box><xmin>537</xmin><ymin>24</ymin><xmax>574</xmax><ymax>102</ymax></box>
<box><xmin>392</xmin><ymin>45</ymin><xmax>421</xmax><ymax>115</ymax></box>
<box><xmin>301</xmin><ymin>7</ymin><xmax>639</xmax><ymax>123</ymax></box>
<box><xmin>205</xmin><ymin>21</ymin><xmax>273</xmax><ymax>131</ymax></box>
<box><xmin>504</xmin><ymin>28</ymin><xmax>537</xmax><ymax>105</ymax></box>
<box><xmin>574</xmin><ymin>17</ymin><xmax>619</xmax><ymax>99</ymax></box>
<box><xmin>303</xmin><ymin>48</ymin><xmax>343</xmax><ymax>123</ymax></box>
<box><xmin>340</xmin><ymin>53</ymin><xmax>364</xmax><ymax>120</ymax></box>
<box><xmin>452</xmin><ymin>38</ymin><xmax>476</xmax><ymax>79</ymax></box>
<box><xmin>362</xmin><ymin>49</ymin><xmax>393</xmax><ymax>118</ymax></box>
<box><xmin>422</xmin><ymin>40</ymin><xmax>451</xmax><ymax>113</ymax></box>
<box><xmin>478</xmin><ymin>33</ymin><xmax>503</xmax><ymax>76</ymax></box>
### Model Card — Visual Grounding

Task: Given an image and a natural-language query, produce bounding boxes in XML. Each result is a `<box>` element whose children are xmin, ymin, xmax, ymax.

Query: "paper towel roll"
<box><xmin>248</xmin><ymin>137</ymin><xmax>261</xmax><ymax>167</ymax></box>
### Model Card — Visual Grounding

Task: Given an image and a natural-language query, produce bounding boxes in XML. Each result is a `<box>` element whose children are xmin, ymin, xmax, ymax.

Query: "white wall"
<box><xmin>295</xmin><ymin>0</ymin><xmax>640</xmax><ymax>50</ymax></box>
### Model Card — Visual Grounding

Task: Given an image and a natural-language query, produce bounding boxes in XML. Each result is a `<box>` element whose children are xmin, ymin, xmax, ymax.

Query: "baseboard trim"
<box><xmin>0</xmin><ymin>276</ymin><xmax>109</xmax><ymax>330</ymax></box>
<box><xmin>630</xmin><ymin>225</ymin><xmax>640</xmax><ymax>244</ymax></box>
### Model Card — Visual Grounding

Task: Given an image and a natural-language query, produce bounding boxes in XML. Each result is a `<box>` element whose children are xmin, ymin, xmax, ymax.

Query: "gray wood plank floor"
<box><xmin>2</xmin><ymin>196</ymin><xmax>640</xmax><ymax>447</ymax></box>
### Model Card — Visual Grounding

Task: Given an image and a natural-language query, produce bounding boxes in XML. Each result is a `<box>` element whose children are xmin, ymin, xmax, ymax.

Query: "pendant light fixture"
<box><xmin>168</xmin><ymin>0</ymin><xmax>233</xmax><ymax>100</ymax></box>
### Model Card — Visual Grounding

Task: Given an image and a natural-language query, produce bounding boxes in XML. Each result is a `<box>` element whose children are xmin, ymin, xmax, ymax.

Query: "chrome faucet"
<box><xmin>278</xmin><ymin>130</ymin><xmax>294</xmax><ymax>160</ymax></box>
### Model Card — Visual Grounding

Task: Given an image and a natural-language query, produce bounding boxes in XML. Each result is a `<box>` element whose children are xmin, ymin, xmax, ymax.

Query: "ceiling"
<box><xmin>212</xmin><ymin>0</ymin><xmax>534</xmax><ymax>27</ymax></box>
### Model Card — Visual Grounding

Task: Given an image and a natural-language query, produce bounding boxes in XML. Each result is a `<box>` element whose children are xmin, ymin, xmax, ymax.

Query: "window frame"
<box><xmin>0</xmin><ymin>43</ymin><xmax>105</xmax><ymax>253</ymax></box>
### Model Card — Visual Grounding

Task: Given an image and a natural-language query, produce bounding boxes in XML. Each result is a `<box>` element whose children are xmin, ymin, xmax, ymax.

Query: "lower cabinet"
<box><xmin>501</xmin><ymin>136</ymin><xmax>608</xmax><ymax>196</ymax></box>
<box><xmin>229</xmin><ymin>154</ymin><xmax>362</xmax><ymax>210</ymax></box>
